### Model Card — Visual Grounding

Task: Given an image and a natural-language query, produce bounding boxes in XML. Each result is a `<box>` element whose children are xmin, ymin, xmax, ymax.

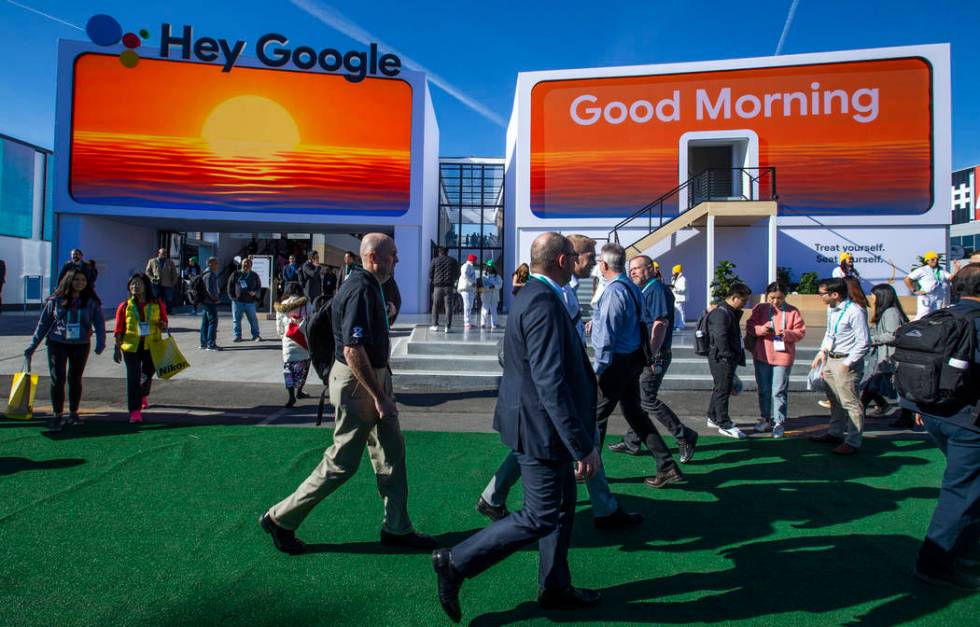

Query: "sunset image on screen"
<box><xmin>70</xmin><ymin>53</ymin><xmax>412</xmax><ymax>215</ymax></box>
<box><xmin>530</xmin><ymin>57</ymin><xmax>933</xmax><ymax>219</ymax></box>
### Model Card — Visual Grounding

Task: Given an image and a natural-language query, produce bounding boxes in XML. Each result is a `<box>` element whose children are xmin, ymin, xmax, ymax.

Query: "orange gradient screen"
<box><xmin>70</xmin><ymin>53</ymin><xmax>412</xmax><ymax>215</ymax></box>
<box><xmin>530</xmin><ymin>58</ymin><xmax>932</xmax><ymax>218</ymax></box>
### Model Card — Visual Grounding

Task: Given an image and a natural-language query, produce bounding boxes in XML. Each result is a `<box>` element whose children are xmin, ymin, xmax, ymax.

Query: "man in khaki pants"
<box><xmin>260</xmin><ymin>233</ymin><xmax>437</xmax><ymax>554</ymax></box>
<box><xmin>809</xmin><ymin>277</ymin><xmax>871</xmax><ymax>455</ymax></box>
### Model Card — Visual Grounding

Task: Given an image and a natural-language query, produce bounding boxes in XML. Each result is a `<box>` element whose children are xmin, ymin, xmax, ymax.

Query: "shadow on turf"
<box><xmin>39</xmin><ymin>421</ymin><xmax>195</xmax><ymax>440</ymax></box>
<box><xmin>467</xmin><ymin>533</ymin><xmax>970</xmax><ymax>625</ymax></box>
<box><xmin>302</xmin><ymin>528</ymin><xmax>485</xmax><ymax>555</ymax></box>
<box><xmin>0</xmin><ymin>456</ymin><xmax>85</xmax><ymax>475</ymax></box>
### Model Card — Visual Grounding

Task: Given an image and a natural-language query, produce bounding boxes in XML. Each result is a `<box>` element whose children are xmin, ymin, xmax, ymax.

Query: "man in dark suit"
<box><xmin>432</xmin><ymin>232</ymin><xmax>602</xmax><ymax>623</ymax></box>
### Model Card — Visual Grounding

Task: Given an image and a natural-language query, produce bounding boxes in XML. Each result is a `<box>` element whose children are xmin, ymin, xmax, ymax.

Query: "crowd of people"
<box><xmin>14</xmin><ymin>235</ymin><xmax>979</xmax><ymax>606</ymax></box>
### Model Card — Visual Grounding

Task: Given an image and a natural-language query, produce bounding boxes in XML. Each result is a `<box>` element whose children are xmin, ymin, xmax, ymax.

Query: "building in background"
<box><xmin>0</xmin><ymin>133</ymin><xmax>53</xmax><ymax>308</ymax></box>
<box><xmin>506</xmin><ymin>44</ymin><xmax>952</xmax><ymax>312</ymax></box>
<box><xmin>950</xmin><ymin>165</ymin><xmax>979</xmax><ymax>257</ymax></box>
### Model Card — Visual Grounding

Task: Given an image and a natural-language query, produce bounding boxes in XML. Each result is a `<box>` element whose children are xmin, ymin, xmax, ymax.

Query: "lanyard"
<box><xmin>531</xmin><ymin>274</ymin><xmax>566</xmax><ymax>303</ymax></box>
<box><xmin>129</xmin><ymin>298</ymin><xmax>146</xmax><ymax>323</ymax></box>
<box><xmin>827</xmin><ymin>301</ymin><xmax>851</xmax><ymax>337</ymax></box>
<box><xmin>769</xmin><ymin>305</ymin><xmax>784</xmax><ymax>335</ymax></box>
<box><xmin>641</xmin><ymin>279</ymin><xmax>658</xmax><ymax>294</ymax></box>
<box><xmin>378</xmin><ymin>282</ymin><xmax>390</xmax><ymax>330</ymax></box>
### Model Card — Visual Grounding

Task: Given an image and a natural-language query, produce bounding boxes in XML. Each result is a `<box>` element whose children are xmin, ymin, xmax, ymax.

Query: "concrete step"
<box><xmin>407</xmin><ymin>341</ymin><xmax>500</xmax><ymax>356</ymax></box>
<box><xmin>390</xmin><ymin>354</ymin><xmax>500</xmax><ymax>372</ymax></box>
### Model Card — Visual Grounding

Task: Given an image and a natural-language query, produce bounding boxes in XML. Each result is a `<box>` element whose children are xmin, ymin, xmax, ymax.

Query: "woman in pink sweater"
<box><xmin>745</xmin><ymin>282</ymin><xmax>807</xmax><ymax>438</ymax></box>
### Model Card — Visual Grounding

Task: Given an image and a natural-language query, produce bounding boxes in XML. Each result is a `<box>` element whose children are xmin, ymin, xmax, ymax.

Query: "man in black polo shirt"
<box><xmin>261</xmin><ymin>233</ymin><xmax>436</xmax><ymax>554</ymax></box>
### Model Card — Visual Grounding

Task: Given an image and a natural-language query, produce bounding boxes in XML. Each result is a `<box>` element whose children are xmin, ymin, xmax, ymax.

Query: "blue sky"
<box><xmin>2</xmin><ymin>0</ymin><xmax>979</xmax><ymax>168</ymax></box>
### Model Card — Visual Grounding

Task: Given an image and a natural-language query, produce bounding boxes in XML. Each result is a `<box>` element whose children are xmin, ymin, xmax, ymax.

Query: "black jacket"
<box><xmin>227</xmin><ymin>271</ymin><xmax>262</xmax><ymax>303</ymax></box>
<box><xmin>298</xmin><ymin>262</ymin><xmax>323</xmax><ymax>301</ymax></box>
<box><xmin>429</xmin><ymin>255</ymin><xmax>460</xmax><ymax>288</ymax></box>
<box><xmin>493</xmin><ymin>278</ymin><xmax>597</xmax><ymax>462</ymax></box>
<box><xmin>707</xmin><ymin>301</ymin><xmax>746</xmax><ymax>365</ymax></box>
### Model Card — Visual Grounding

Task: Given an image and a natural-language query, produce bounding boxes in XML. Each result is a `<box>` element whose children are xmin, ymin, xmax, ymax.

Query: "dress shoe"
<box><xmin>380</xmin><ymin>529</ymin><xmax>438</xmax><ymax>551</ymax></box>
<box><xmin>47</xmin><ymin>414</ymin><xmax>66</xmax><ymax>432</ymax></box>
<box><xmin>475</xmin><ymin>497</ymin><xmax>509</xmax><ymax>522</ymax></box>
<box><xmin>645</xmin><ymin>467</ymin><xmax>685</xmax><ymax>489</ymax></box>
<box><xmin>808</xmin><ymin>432</ymin><xmax>844</xmax><ymax>445</ymax></box>
<box><xmin>537</xmin><ymin>585</ymin><xmax>601</xmax><ymax>610</ymax></box>
<box><xmin>432</xmin><ymin>548</ymin><xmax>463</xmax><ymax>622</ymax></box>
<box><xmin>296</xmin><ymin>391</ymin><xmax>311</xmax><ymax>399</ymax></box>
<box><xmin>593</xmin><ymin>507</ymin><xmax>643</xmax><ymax>530</ymax></box>
<box><xmin>678</xmin><ymin>432</ymin><xmax>698</xmax><ymax>464</ymax></box>
<box><xmin>914</xmin><ymin>563</ymin><xmax>980</xmax><ymax>590</ymax></box>
<box><xmin>607</xmin><ymin>441</ymin><xmax>641</xmax><ymax>455</ymax></box>
<box><xmin>259</xmin><ymin>513</ymin><xmax>307</xmax><ymax>555</ymax></box>
<box><xmin>832</xmin><ymin>443</ymin><xmax>859</xmax><ymax>455</ymax></box>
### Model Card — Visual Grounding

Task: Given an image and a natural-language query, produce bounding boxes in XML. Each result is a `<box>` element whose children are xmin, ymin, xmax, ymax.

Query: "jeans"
<box><xmin>707</xmin><ymin>357</ymin><xmax>738</xmax><ymax>428</ymax></box>
<box><xmin>917</xmin><ymin>415</ymin><xmax>980</xmax><ymax>571</ymax></box>
<box><xmin>753</xmin><ymin>360</ymin><xmax>791</xmax><ymax>424</ymax></box>
<box><xmin>199</xmin><ymin>303</ymin><xmax>218</xmax><ymax>347</ymax></box>
<box><xmin>232</xmin><ymin>301</ymin><xmax>260</xmax><ymax>339</ymax></box>
<box><xmin>597</xmin><ymin>351</ymin><xmax>678</xmax><ymax>473</ymax></box>
<box><xmin>674</xmin><ymin>302</ymin><xmax>686</xmax><ymax>330</ymax></box>
<box><xmin>482</xmin><ymin>425</ymin><xmax>619</xmax><ymax>518</ymax></box>
<box><xmin>47</xmin><ymin>341</ymin><xmax>90</xmax><ymax>415</ymax></box>
<box><xmin>623</xmin><ymin>351</ymin><xmax>696</xmax><ymax>451</ymax></box>
<box><xmin>153</xmin><ymin>285</ymin><xmax>174</xmax><ymax>309</ymax></box>
<box><xmin>431</xmin><ymin>286</ymin><xmax>454</xmax><ymax>328</ymax></box>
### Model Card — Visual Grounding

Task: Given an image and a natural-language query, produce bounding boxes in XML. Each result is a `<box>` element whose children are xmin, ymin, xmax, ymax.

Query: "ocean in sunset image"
<box><xmin>70</xmin><ymin>54</ymin><xmax>413</xmax><ymax>215</ymax></box>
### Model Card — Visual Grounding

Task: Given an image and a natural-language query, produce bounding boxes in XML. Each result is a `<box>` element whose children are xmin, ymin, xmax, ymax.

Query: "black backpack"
<box><xmin>694</xmin><ymin>308</ymin><xmax>713</xmax><ymax>356</ymax></box>
<box><xmin>306</xmin><ymin>295</ymin><xmax>335</xmax><ymax>426</ymax></box>
<box><xmin>186</xmin><ymin>274</ymin><xmax>205</xmax><ymax>305</ymax></box>
<box><xmin>892</xmin><ymin>307</ymin><xmax>980</xmax><ymax>415</ymax></box>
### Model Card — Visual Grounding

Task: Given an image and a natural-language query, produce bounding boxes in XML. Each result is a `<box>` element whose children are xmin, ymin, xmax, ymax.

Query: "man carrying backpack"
<box><xmin>701</xmin><ymin>283</ymin><xmax>752</xmax><ymax>439</ymax></box>
<box><xmin>808</xmin><ymin>277</ymin><xmax>870</xmax><ymax>455</ymax></box>
<box><xmin>897</xmin><ymin>263</ymin><xmax>980</xmax><ymax>589</ymax></box>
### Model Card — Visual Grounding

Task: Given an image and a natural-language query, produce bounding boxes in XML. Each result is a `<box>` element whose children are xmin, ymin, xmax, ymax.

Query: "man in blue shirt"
<box><xmin>609</xmin><ymin>255</ymin><xmax>698</xmax><ymax>474</ymax></box>
<box><xmin>592</xmin><ymin>243</ymin><xmax>686</xmax><ymax>490</ymax></box>
<box><xmin>908</xmin><ymin>263</ymin><xmax>980</xmax><ymax>590</ymax></box>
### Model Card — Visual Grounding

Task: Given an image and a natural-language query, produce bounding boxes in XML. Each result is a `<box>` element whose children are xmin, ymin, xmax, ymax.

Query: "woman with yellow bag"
<box><xmin>113</xmin><ymin>273</ymin><xmax>167</xmax><ymax>424</ymax></box>
<box><xmin>23</xmin><ymin>268</ymin><xmax>106</xmax><ymax>431</ymax></box>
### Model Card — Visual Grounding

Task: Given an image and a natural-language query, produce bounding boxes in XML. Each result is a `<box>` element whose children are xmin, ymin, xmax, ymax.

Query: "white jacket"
<box><xmin>457</xmin><ymin>262</ymin><xmax>477</xmax><ymax>291</ymax></box>
<box><xmin>673</xmin><ymin>274</ymin><xmax>687</xmax><ymax>303</ymax></box>
<box><xmin>481</xmin><ymin>274</ymin><xmax>502</xmax><ymax>304</ymax></box>
<box><xmin>275</xmin><ymin>296</ymin><xmax>311</xmax><ymax>363</ymax></box>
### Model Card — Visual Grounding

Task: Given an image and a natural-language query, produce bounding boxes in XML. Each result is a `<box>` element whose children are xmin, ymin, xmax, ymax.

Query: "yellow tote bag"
<box><xmin>6</xmin><ymin>360</ymin><xmax>39</xmax><ymax>420</ymax></box>
<box><xmin>148</xmin><ymin>335</ymin><xmax>191</xmax><ymax>380</ymax></box>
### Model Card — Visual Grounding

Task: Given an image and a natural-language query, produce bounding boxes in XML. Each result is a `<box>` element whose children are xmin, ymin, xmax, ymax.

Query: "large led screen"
<box><xmin>70</xmin><ymin>53</ymin><xmax>412</xmax><ymax>215</ymax></box>
<box><xmin>530</xmin><ymin>57</ymin><xmax>932</xmax><ymax>219</ymax></box>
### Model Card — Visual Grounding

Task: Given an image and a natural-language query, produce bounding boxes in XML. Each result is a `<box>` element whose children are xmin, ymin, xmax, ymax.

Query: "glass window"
<box><xmin>0</xmin><ymin>138</ymin><xmax>36</xmax><ymax>238</ymax></box>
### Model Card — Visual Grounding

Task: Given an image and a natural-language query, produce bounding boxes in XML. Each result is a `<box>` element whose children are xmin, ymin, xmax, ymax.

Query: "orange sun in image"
<box><xmin>201</xmin><ymin>95</ymin><xmax>301</xmax><ymax>159</ymax></box>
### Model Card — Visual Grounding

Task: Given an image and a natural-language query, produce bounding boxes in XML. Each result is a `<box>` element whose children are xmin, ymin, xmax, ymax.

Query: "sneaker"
<box><xmin>206</xmin><ymin>345</ymin><xmax>222</xmax><ymax>351</ymax></box>
<box><xmin>754</xmin><ymin>418</ymin><xmax>773</xmax><ymax>433</ymax></box>
<box><xmin>68</xmin><ymin>413</ymin><xmax>84</xmax><ymax>426</ymax></box>
<box><xmin>772</xmin><ymin>423</ymin><xmax>785</xmax><ymax>438</ymax></box>
<box><xmin>199</xmin><ymin>345</ymin><xmax>207</xmax><ymax>350</ymax></box>
<box><xmin>129</xmin><ymin>410</ymin><xmax>143</xmax><ymax>424</ymax></box>
<box><xmin>718</xmin><ymin>425</ymin><xmax>747</xmax><ymax>439</ymax></box>
<box><xmin>818</xmin><ymin>399</ymin><xmax>832</xmax><ymax>409</ymax></box>
<box><xmin>464</xmin><ymin>324</ymin><xmax>473</xmax><ymax>330</ymax></box>
<box><xmin>443</xmin><ymin>327</ymin><xmax>451</xmax><ymax>333</ymax></box>
<box><xmin>706</xmin><ymin>417</ymin><xmax>721</xmax><ymax>429</ymax></box>
<box><xmin>253</xmin><ymin>336</ymin><xmax>263</xmax><ymax>342</ymax></box>
<box><xmin>429</xmin><ymin>325</ymin><xmax>439</xmax><ymax>331</ymax></box>
<box><xmin>233</xmin><ymin>337</ymin><xmax>243</xmax><ymax>343</ymax></box>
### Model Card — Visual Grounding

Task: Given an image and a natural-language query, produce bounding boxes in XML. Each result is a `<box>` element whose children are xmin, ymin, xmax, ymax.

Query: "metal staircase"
<box><xmin>609</xmin><ymin>168</ymin><xmax>777</xmax><ymax>258</ymax></box>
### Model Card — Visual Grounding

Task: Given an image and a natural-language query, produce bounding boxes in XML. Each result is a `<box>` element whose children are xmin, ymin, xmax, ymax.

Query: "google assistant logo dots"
<box><xmin>85</xmin><ymin>15</ymin><xmax>150</xmax><ymax>68</ymax></box>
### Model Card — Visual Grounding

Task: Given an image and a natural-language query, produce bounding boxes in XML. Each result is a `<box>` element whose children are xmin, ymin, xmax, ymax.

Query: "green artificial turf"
<box><xmin>1</xmin><ymin>421</ymin><xmax>977</xmax><ymax>626</ymax></box>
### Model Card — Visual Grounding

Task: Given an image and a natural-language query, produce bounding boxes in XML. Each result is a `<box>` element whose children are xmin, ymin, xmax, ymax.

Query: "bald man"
<box><xmin>261</xmin><ymin>233</ymin><xmax>436</xmax><ymax>554</ymax></box>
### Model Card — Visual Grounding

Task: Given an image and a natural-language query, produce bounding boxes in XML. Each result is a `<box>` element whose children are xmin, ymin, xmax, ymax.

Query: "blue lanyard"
<box><xmin>531</xmin><ymin>274</ymin><xmax>565</xmax><ymax>303</ymax></box>
<box><xmin>827</xmin><ymin>301</ymin><xmax>851</xmax><ymax>336</ymax></box>
<box><xmin>641</xmin><ymin>279</ymin><xmax>658</xmax><ymax>294</ymax></box>
<box><xmin>379</xmin><ymin>282</ymin><xmax>390</xmax><ymax>330</ymax></box>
